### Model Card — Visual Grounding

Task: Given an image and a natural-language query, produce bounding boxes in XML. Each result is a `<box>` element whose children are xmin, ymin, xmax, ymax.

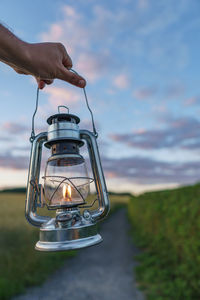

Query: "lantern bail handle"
<box><xmin>30</xmin><ymin>87</ymin><xmax>39</xmax><ymax>143</ymax></box>
<box><xmin>70</xmin><ymin>69</ymin><xmax>98</xmax><ymax>138</ymax></box>
<box><xmin>30</xmin><ymin>69</ymin><xmax>98</xmax><ymax>143</ymax></box>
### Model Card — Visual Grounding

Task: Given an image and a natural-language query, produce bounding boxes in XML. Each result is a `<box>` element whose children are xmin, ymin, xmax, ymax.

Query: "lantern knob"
<box><xmin>56</xmin><ymin>212</ymin><xmax>73</xmax><ymax>222</ymax></box>
<box><xmin>58</xmin><ymin>105</ymin><xmax>69</xmax><ymax>114</ymax></box>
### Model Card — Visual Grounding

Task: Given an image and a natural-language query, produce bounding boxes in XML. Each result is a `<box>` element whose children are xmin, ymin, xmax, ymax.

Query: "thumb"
<box><xmin>57</xmin><ymin>66</ymin><xmax>86</xmax><ymax>88</ymax></box>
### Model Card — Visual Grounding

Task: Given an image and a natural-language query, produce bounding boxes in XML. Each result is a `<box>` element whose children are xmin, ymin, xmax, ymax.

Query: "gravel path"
<box><xmin>13</xmin><ymin>209</ymin><xmax>145</xmax><ymax>300</ymax></box>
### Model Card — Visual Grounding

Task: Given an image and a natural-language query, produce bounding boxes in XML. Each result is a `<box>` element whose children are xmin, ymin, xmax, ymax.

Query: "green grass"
<box><xmin>0</xmin><ymin>193</ymin><xmax>76</xmax><ymax>299</ymax></box>
<box><xmin>128</xmin><ymin>183</ymin><xmax>200</xmax><ymax>300</ymax></box>
<box><xmin>0</xmin><ymin>192</ymin><xmax>129</xmax><ymax>299</ymax></box>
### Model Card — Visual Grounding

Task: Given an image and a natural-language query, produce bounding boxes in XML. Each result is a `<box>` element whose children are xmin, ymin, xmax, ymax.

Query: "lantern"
<box><xmin>25</xmin><ymin>104</ymin><xmax>110</xmax><ymax>252</ymax></box>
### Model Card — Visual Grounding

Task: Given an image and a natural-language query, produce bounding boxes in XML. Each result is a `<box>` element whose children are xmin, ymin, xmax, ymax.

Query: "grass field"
<box><xmin>0</xmin><ymin>192</ymin><xmax>130</xmax><ymax>299</ymax></box>
<box><xmin>128</xmin><ymin>183</ymin><xmax>200</xmax><ymax>300</ymax></box>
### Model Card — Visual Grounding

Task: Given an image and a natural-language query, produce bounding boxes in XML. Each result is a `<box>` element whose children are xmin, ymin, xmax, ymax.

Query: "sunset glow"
<box><xmin>0</xmin><ymin>0</ymin><xmax>200</xmax><ymax>193</ymax></box>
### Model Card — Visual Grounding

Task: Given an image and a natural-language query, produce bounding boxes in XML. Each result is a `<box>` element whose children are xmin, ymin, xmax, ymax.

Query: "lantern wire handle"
<box><xmin>30</xmin><ymin>87</ymin><xmax>39</xmax><ymax>143</ymax></box>
<box><xmin>30</xmin><ymin>69</ymin><xmax>98</xmax><ymax>143</ymax></box>
<box><xmin>70</xmin><ymin>69</ymin><xmax>98</xmax><ymax>138</ymax></box>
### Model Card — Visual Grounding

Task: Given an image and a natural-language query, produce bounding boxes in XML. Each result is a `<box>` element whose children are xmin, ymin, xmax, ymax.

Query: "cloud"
<box><xmin>0</xmin><ymin>121</ymin><xmax>47</xmax><ymax>138</ymax></box>
<box><xmin>76</xmin><ymin>51</ymin><xmax>111</xmax><ymax>82</ymax></box>
<box><xmin>133</xmin><ymin>87</ymin><xmax>156</xmax><ymax>100</ymax></box>
<box><xmin>40</xmin><ymin>5</ymin><xmax>113</xmax><ymax>82</ymax></box>
<box><xmin>113</xmin><ymin>74</ymin><xmax>130</xmax><ymax>89</ymax></box>
<box><xmin>110</xmin><ymin>116</ymin><xmax>200</xmax><ymax>150</ymax></box>
<box><xmin>138</xmin><ymin>0</ymin><xmax>149</xmax><ymax>10</ymax></box>
<box><xmin>102</xmin><ymin>155</ymin><xmax>200</xmax><ymax>185</ymax></box>
<box><xmin>152</xmin><ymin>104</ymin><xmax>168</xmax><ymax>113</ymax></box>
<box><xmin>42</xmin><ymin>86</ymin><xmax>82</xmax><ymax>111</ymax></box>
<box><xmin>1</xmin><ymin>122</ymin><xmax>28</xmax><ymax>134</ymax></box>
<box><xmin>184</xmin><ymin>96</ymin><xmax>200</xmax><ymax>106</ymax></box>
<box><xmin>40</xmin><ymin>6</ymin><xmax>88</xmax><ymax>55</ymax></box>
<box><xmin>137</xmin><ymin>1</ymin><xmax>187</xmax><ymax>36</ymax></box>
<box><xmin>1</xmin><ymin>0</ymin><xmax>198</xmax><ymax>191</ymax></box>
<box><xmin>165</xmin><ymin>82</ymin><xmax>185</xmax><ymax>98</ymax></box>
<box><xmin>0</xmin><ymin>153</ymin><xmax>29</xmax><ymax>170</ymax></box>
<box><xmin>0</xmin><ymin>136</ymin><xmax>13</xmax><ymax>142</ymax></box>
<box><xmin>132</xmin><ymin>83</ymin><xmax>184</xmax><ymax>101</ymax></box>
<box><xmin>2</xmin><ymin>148</ymin><xmax>200</xmax><ymax>187</ymax></box>
<box><xmin>39</xmin><ymin>0</ymin><xmax>193</xmax><ymax>89</ymax></box>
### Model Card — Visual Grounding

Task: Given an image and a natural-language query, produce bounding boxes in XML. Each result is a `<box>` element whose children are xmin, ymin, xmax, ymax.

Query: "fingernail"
<box><xmin>78</xmin><ymin>80</ymin><xmax>86</xmax><ymax>88</ymax></box>
<box><xmin>39</xmin><ymin>81</ymin><xmax>45</xmax><ymax>89</ymax></box>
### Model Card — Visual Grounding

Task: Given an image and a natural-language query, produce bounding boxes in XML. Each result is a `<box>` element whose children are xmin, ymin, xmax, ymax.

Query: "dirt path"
<box><xmin>13</xmin><ymin>209</ymin><xmax>145</xmax><ymax>300</ymax></box>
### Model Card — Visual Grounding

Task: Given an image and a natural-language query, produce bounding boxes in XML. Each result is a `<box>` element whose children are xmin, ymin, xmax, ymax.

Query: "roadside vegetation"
<box><xmin>0</xmin><ymin>192</ymin><xmax>76</xmax><ymax>299</ymax></box>
<box><xmin>128</xmin><ymin>183</ymin><xmax>200</xmax><ymax>299</ymax></box>
<box><xmin>0</xmin><ymin>191</ymin><xmax>129</xmax><ymax>299</ymax></box>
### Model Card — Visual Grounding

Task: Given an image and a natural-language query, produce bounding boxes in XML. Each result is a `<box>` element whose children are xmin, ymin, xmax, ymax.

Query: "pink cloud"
<box><xmin>63</xmin><ymin>5</ymin><xmax>78</xmax><ymax>18</ymax></box>
<box><xmin>110</xmin><ymin>116</ymin><xmax>200</xmax><ymax>150</ymax></box>
<box><xmin>40</xmin><ymin>5</ymin><xmax>87</xmax><ymax>55</ymax></box>
<box><xmin>113</xmin><ymin>74</ymin><xmax>130</xmax><ymax>89</ymax></box>
<box><xmin>152</xmin><ymin>104</ymin><xmax>168</xmax><ymax>113</ymax></box>
<box><xmin>102</xmin><ymin>155</ymin><xmax>200</xmax><ymax>185</ymax></box>
<box><xmin>134</xmin><ymin>128</ymin><xmax>147</xmax><ymax>134</ymax></box>
<box><xmin>2</xmin><ymin>122</ymin><xmax>27</xmax><ymax>134</ymax></box>
<box><xmin>43</xmin><ymin>86</ymin><xmax>81</xmax><ymax>110</ymax></box>
<box><xmin>133</xmin><ymin>87</ymin><xmax>156</xmax><ymax>100</ymax></box>
<box><xmin>40</xmin><ymin>5</ymin><xmax>112</xmax><ymax>83</ymax></box>
<box><xmin>0</xmin><ymin>153</ymin><xmax>29</xmax><ymax>170</ymax></box>
<box><xmin>76</xmin><ymin>51</ymin><xmax>110</xmax><ymax>82</ymax></box>
<box><xmin>165</xmin><ymin>83</ymin><xmax>185</xmax><ymax>98</ymax></box>
<box><xmin>42</xmin><ymin>24</ymin><xmax>63</xmax><ymax>41</ymax></box>
<box><xmin>184</xmin><ymin>97</ymin><xmax>198</xmax><ymax>106</ymax></box>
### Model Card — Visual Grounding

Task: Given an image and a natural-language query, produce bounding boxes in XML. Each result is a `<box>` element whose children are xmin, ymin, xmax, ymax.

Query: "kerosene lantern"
<box><xmin>25</xmin><ymin>88</ymin><xmax>110</xmax><ymax>252</ymax></box>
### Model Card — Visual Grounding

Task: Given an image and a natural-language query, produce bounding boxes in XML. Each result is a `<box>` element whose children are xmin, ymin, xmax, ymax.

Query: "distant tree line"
<box><xmin>0</xmin><ymin>187</ymin><xmax>26</xmax><ymax>193</ymax></box>
<box><xmin>0</xmin><ymin>187</ymin><xmax>132</xmax><ymax>196</ymax></box>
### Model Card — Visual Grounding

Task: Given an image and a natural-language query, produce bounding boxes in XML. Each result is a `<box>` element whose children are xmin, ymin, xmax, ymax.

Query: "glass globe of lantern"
<box><xmin>44</xmin><ymin>153</ymin><xmax>90</xmax><ymax>208</ymax></box>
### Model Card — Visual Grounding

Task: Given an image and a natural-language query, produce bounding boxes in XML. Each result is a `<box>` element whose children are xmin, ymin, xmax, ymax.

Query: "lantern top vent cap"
<box><xmin>47</xmin><ymin>113</ymin><xmax>80</xmax><ymax>125</ymax></box>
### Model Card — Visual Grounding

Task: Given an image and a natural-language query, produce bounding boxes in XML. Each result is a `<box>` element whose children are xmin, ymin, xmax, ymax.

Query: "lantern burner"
<box><xmin>51</xmin><ymin>141</ymin><xmax>80</xmax><ymax>156</ymax></box>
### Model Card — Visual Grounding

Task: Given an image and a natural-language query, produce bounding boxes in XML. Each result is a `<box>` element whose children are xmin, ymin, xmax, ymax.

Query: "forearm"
<box><xmin>0</xmin><ymin>24</ymin><xmax>28</xmax><ymax>68</ymax></box>
<box><xmin>0</xmin><ymin>24</ymin><xmax>86</xmax><ymax>88</ymax></box>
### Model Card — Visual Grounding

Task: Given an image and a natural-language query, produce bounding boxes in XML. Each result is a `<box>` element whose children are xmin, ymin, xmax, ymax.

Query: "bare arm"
<box><xmin>0</xmin><ymin>24</ymin><xmax>86</xmax><ymax>89</ymax></box>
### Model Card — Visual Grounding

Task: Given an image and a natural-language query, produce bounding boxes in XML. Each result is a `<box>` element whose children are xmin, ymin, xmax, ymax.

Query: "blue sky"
<box><xmin>0</xmin><ymin>0</ymin><xmax>200</xmax><ymax>193</ymax></box>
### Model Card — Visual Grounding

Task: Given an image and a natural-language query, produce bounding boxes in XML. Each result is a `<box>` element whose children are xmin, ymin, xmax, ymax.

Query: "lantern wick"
<box><xmin>63</xmin><ymin>184</ymin><xmax>72</xmax><ymax>202</ymax></box>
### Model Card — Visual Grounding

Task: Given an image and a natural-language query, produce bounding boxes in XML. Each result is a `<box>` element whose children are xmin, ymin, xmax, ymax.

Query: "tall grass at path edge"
<box><xmin>128</xmin><ymin>183</ymin><xmax>200</xmax><ymax>300</ymax></box>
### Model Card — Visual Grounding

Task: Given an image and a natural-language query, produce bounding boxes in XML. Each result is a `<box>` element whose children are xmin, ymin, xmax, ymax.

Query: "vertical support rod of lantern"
<box><xmin>80</xmin><ymin>130</ymin><xmax>110</xmax><ymax>221</ymax></box>
<box><xmin>25</xmin><ymin>132</ymin><xmax>51</xmax><ymax>227</ymax></box>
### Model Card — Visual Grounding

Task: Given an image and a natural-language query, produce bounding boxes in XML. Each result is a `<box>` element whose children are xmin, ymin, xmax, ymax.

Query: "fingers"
<box><xmin>36</xmin><ymin>78</ymin><xmax>54</xmax><ymax>89</ymax></box>
<box><xmin>56</xmin><ymin>44</ymin><xmax>86</xmax><ymax>87</ymax></box>
<box><xmin>62</xmin><ymin>52</ymin><xmax>73</xmax><ymax>70</ymax></box>
<box><xmin>43</xmin><ymin>79</ymin><xmax>54</xmax><ymax>85</ymax></box>
<box><xmin>57</xmin><ymin>66</ymin><xmax>86</xmax><ymax>88</ymax></box>
<box><xmin>58</xmin><ymin>43</ymin><xmax>73</xmax><ymax>69</ymax></box>
<box><xmin>13</xmin><ymin>67</ymin><xmax>27</xmax><ymax>75</ymax></box>
<box><xmin>38</xmin><ymin>80</ymin><xmax>46</xmax><ymax>89</ymax></box>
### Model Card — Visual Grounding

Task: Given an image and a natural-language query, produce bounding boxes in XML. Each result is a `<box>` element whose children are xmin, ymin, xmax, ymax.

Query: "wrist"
<box><xmin>0</xmin><ymin>25</ymin><xmax>30</xmax><ymax>68</ymax></box>
<box><xmin>20</xmin><ymin>41</ymin><xmax>32</xmax><ymax>65</ymax></box>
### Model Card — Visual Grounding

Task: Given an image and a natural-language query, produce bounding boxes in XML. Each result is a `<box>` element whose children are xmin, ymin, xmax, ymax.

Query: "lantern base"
<box><xmin>35</xmin><ymin>221</ymin><xmax>102</xmax><ymax>252</ymax></box>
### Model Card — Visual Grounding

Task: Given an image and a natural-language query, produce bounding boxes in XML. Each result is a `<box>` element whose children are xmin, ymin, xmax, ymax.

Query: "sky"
<box><xmin>0</xmin><ymin>0</ymin><xmax>200</xmax><ymax>194</ymax></box>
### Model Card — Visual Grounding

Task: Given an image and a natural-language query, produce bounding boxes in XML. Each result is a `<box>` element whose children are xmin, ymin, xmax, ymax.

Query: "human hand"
<box><xmin>13</xmin><ymin>42</ymin><xmax>86</xmax><ymax>89</ymax></box>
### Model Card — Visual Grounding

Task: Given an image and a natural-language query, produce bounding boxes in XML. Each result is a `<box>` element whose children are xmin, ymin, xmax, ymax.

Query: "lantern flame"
<box><xmin>63</xmin><ymin>184</ymin><xmax>71</xmax><ymax>201</ymax></box>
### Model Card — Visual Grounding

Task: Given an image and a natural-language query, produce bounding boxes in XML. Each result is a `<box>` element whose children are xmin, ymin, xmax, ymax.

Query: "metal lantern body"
<box><xmin>25</xmin><ymin>111</ymin><xmax>110</xmax><ymax>251</ymax></box>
